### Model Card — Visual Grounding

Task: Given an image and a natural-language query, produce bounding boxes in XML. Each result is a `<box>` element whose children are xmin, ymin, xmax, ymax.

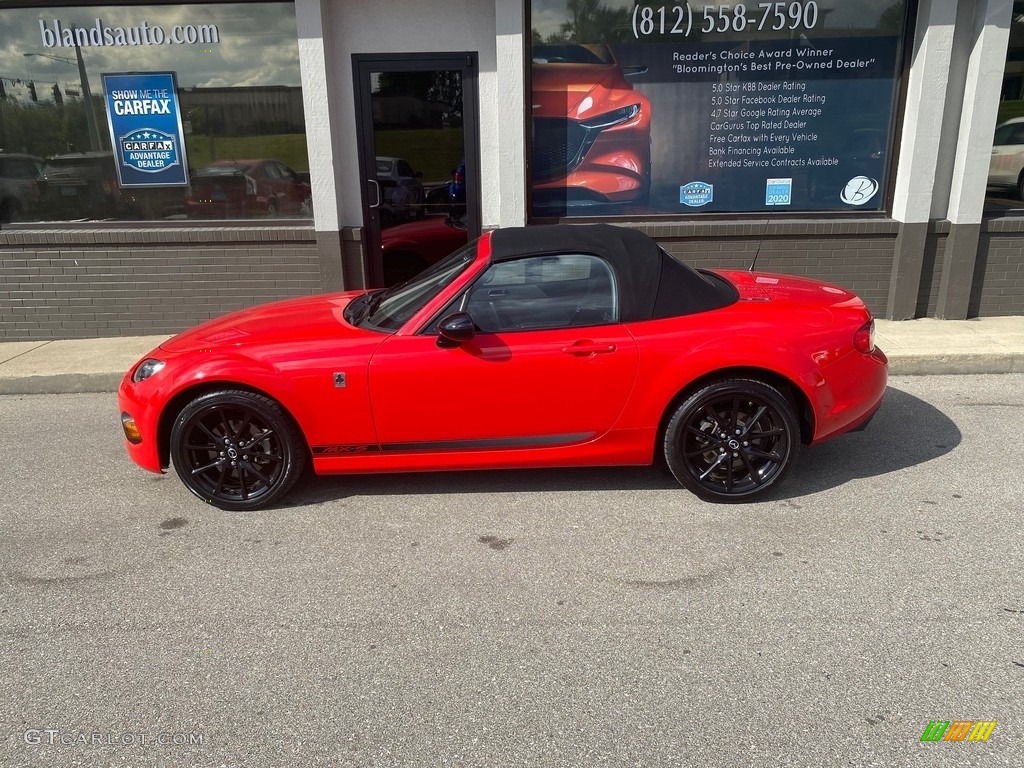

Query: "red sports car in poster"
<box><xmin>120</xmin><ymin>225</ymin><xmax>887</xmax><ymax>510</ymax></box>
<box><xmin>531</xmin><ymin>44</ymin><xmax>652</xmax><ymax>211</ymax></box>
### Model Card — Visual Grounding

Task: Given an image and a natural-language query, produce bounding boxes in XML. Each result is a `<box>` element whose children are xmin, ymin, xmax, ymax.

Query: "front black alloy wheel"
<box><xmin>169</xmin><ymin>390</ymin><xmax>307</xmax><ymax>511</ymax></box>
<box><xmin>664</xmin><ymin>379</ymin><xmax>800</xmax><ymax>503</ymax></box>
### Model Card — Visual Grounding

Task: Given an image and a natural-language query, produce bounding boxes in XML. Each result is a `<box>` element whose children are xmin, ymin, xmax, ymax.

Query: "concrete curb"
<box><xmin>1</xmin><ymin>354</ymin><xmax>1022</xmax><ymax>396</ymax></box>
<box><xmin>0</xmin><ymin>374</ymin><xmax>124</xmax><ymax>396</ymax></box>
<box><xmin>886</xmin><ymin>353</ymin><xmax>1024</xmax><ymax>376</ymax></box>
<box><xmin>1</xmin><ymin>320</ymin><xmax>1022</xmax><ymax>395</ymax></box>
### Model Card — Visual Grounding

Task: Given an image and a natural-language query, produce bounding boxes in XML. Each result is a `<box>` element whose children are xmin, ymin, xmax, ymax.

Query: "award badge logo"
<box><xmin>765</xmin><ymin>178</ymin><xmax>792</xmax><ymax>206</ymax></box>
<box><xmin>119</xmin><ymin>129</ymin><xmax>179</xmax><ymax>173</ymax></box>
<box><xmin>841</xmin><ymin>176</ymin><xmax>880</xmax><ymax>205</ymax></box>
<box><xmin>679</xmin><ymin>181</ymin><xmax>713</xmax><ymax>207</ymax></box>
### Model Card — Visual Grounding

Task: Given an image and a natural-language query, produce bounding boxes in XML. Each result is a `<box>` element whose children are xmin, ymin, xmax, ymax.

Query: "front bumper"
<box><xmin>118</xmin><ymin>366</ymin><xmax>166</xmax><ymax>474</ymax></box>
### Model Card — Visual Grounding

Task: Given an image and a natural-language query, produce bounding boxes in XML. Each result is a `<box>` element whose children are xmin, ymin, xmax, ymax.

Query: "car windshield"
<box><xmin>352</xmin><ymin>240</ymin><xmax>478</xmax><ymax>332</ymax></box>
<box><xmin>993</xmin><ymin>123</ymin><xmax>1024</xmax><ymax>147</ymax></box>
<box><xmin>532</xmin><ymin>44</ymin><xmax>613</xmax><ymax>65</ymax></box>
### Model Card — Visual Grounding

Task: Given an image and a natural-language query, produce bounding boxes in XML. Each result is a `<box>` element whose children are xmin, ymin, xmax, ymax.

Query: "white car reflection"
<box><xmin>988</xmin><ymin>117</ymin><xmax>1024</xmax><ymax>199</ymax></box>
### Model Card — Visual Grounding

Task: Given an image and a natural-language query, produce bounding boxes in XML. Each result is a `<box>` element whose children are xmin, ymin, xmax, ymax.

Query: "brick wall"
<box><xmin>974</xmin><ymin>219</ymin><xmax>1024</xmax><ymax>316</ymax></box>
<box><xmin>0</xmin><ymin>226</ymin><xmax>323</xmax><ymax>340</ymax></box>
<box><xmin>2</xmin><ymin>217</ymin><xmax>1020</xmax><ymax>342</ymax></box>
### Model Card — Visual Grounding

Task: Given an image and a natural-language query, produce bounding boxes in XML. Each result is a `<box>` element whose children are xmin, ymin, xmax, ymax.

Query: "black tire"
<box><xmin>663</xmin><ymin>379</ymin><xmax>800</xmax><ymax>503</ymax></box>
<box><xmin>169</xmin><ymin>390</ymin><xmax>307</xmax><ymax>511</ymax></box>
<box><xmin>1016</xmin><ymin>172</ymin><xmax>1024</xmax><ymax>202</ymax></box>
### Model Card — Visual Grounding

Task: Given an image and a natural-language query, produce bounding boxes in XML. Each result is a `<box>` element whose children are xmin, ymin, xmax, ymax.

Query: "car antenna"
<box><xmin>748</xmin><ymin>210</ymin><xmax>774</xmax><ymax>273</ymax></box>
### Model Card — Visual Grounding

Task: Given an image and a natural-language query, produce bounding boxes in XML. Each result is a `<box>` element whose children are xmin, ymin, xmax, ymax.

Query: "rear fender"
<box><xmin>627</xmin><ymin>333</ymin><xmax>823</xmax><ymax>441</ymax></box>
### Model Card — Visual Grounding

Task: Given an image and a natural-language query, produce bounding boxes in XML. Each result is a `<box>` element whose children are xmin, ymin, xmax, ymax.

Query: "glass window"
<box><xmin>986</xmin><ymin>3</ymin><xmax>1024</xmax><ymax>212</ymax></box>
<box><xmin>0</xmin><ymin>2</ymin><xmax>310</xmax><ymax>223</ymax></box>
<box><xmin>528</xmin><ymin>1</ymin><xmax>909</xmax><ymax>218</ymax></box>
<box><xmin>464</xmin><ymin>254</ymin><xmax>617</xmax><ymax>332</ymax></box>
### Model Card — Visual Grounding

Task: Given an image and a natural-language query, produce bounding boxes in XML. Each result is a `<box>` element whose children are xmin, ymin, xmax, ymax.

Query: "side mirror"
<box><xmin>437</xmin><ymin>312</ymin><xmax>475</xmax><ymax>347</ymax></box>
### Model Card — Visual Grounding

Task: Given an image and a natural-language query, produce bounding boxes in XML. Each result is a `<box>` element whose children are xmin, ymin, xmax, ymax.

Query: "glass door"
<box><xmin>353</xmin><ymin>53</ymin><xmax>480</xmax><ymax>287</ymax></box>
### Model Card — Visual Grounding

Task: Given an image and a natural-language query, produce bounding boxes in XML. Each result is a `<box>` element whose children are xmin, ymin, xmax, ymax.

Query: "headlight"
<box><xmin>580</xmin><ymin>104</ymin><xmax>641</xmax><ymax>130</ymax></box>
<box><xmin>132</xmin><ymin>358</ymin><xmax>166</xmax><ymax>383</ymax></box>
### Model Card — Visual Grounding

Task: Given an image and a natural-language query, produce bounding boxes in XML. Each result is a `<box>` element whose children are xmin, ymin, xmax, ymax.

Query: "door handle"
<box><xmin>367</xmin><ymin>179</ymin><xmax>381</xmax><ymax>208</ymax></box>
<box><xmin>561</xmin><ymin>342</ymin><xmax>616</xmax><ymax>356</ymax></box>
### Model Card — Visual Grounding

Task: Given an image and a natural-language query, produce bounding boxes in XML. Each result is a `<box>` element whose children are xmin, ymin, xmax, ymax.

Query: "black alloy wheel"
<box><xmin>664</xmin><ymin>379</ymin><xmax>800</xmax><ymax>502</ymax></box>
<box><xmin>169</xmin><ymin>390</ymin><xmax>307</xmax><ymax>511</ymax></box>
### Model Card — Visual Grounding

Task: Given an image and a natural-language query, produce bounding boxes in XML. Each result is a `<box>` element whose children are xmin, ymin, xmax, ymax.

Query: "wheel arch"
<box><xmin>156</xmin><ymin>380</ymin><xmax>311</xmax><ymax>470</ymax></box>
<box><xmin>655</xmin><ymin>366</ymin><xmax>815</xmax><ymax>457</ymax></box>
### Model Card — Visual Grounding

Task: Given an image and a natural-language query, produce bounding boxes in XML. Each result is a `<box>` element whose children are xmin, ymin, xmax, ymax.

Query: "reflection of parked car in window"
<box><xmin>381</xmin><ymin>214</ymin><xmax>469</xmax><ymax>285</ymax></box>
<box><xmin>531</xmin><ymin>43</ymin><xmax>651</xmax><ymax>212</ymax></box>
<box><xmin>988</xmin><ymin>118</ymin><xmax>1024</xmax><ymax>199</ymax></box>
<box><xmin>808</xmin><ymin>129</ymin><xmax>887</xmax><ymax>204</ymax></box>
<box><xmin>0</xmin><ymin>153</ymin><xmax>43</xmax><ymax>223</ymax></box>
<box><xmin>35</xmin><ymin>152</ymin><xmax>184</xmax><ymax>221</ymax></box>
<box><xmin>36</xmin><ymin>152</ymin><xmax>134</xmax><ymax>220</ymax></box>
<box><xmin>376</xmin><ymin>156</ymin><xmax>424</xmax><ymax>221</ymax></box>
<box><xmin>185</xmin><ymin>159</ymin><xmax>312</xmax><ymax>219</ymax></box>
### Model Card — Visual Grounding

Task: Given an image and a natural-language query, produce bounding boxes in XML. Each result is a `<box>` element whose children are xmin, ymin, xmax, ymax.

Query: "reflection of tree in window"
<box><xmin>531</xmin><ymin>0</ymin><xmax>629</xmax><ymax>45</ymax></box>
<box><xmin>877</xmin><ymin>3</ymin><xmax>907</xmax><ymax>33</ymax></box>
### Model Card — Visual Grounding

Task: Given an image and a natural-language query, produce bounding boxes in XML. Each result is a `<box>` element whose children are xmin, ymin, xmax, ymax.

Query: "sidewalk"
<box><xmin>1</xmin><ymin>317</ymin><xmax>1023</xmax><ymax>396</ymax></box>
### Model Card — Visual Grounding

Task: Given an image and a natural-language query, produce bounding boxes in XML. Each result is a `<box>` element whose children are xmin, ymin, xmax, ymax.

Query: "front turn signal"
<box><xmin>121</xmin><ymin>412</ymin><xmax>142</xmax><ymax>444</ymax></box>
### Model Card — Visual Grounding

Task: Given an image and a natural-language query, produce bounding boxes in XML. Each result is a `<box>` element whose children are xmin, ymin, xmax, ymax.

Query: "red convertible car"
<box><xmin>119</xmin><ymin>225</ymin><xmax>887</xmax><ymax>510</ymax></box>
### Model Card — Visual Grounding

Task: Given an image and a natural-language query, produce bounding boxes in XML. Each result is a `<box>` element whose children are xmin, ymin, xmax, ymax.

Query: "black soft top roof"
<box><xmin>488</xmin><ymin>224</ymin><xmax>737</xmax><ymax>322</ymax></box>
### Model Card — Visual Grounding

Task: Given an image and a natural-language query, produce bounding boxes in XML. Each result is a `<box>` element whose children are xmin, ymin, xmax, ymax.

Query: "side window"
<box><xmin>461</xmin><ymin>253</ymin><xmax>617</xmax><ymax>333</ymax></box>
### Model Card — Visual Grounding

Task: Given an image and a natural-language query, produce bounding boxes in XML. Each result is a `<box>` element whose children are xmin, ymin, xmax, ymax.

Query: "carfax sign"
<box><xmin>101</xmin><ymin>72</ymin><xmax>188</xmax><ymax>187</ymax></box>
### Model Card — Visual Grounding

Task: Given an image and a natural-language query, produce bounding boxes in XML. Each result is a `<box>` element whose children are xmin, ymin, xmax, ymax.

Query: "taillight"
<box><xmin>853</xmin><ymin>319</ymin><xmax>875</xmax><ymax>353</ymax></box>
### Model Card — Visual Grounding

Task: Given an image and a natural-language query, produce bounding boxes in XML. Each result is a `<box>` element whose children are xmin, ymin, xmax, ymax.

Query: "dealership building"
<box><xmin>0</xmin><ymin>0</ymin><xmax>1022</xmax><ymax>341</ymax></box>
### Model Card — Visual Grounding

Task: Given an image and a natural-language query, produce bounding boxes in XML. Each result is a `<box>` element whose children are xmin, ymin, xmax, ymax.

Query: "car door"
<box><xmin>269</xmin><ymin>161</ymin><xmax>301</xmax><ymax>211</ymax></box>
<box><xmin>367</xmin><ymin>253</ymin><xmax>638</xmax><ymax>448</ymax></box>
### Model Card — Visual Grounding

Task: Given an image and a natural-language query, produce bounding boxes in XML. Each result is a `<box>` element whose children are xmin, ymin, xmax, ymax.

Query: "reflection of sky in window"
<box><xmin>529</xmin><ymin>0</ymin><xmax>903</xmax><ymax>41</ymax></box>
<box><xmin>0</xmin><ymin>3</ymin><xmax>299</xmax><ymax>104</ymax></box>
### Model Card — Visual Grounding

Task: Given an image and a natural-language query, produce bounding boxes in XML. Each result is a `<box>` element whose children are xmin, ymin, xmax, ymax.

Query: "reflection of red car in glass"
<box><xmin>531</xmin><ymin>44</ymin><xmax>651</xmax><ymax>211</ymax></box>
<box><xmin>185</xmin><ymin>159</ymin><xmax>311</xmax><ymax>219</ymax></box>
<box><xmin>381</xmin><ymin>214</ymin><xmax>468</xmax><ymax>285</ymax></box>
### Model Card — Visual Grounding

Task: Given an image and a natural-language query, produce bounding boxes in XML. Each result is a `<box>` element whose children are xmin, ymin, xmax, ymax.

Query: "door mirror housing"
<box><xmin>437</xmin><ymin>312</ymin><xmax>475</xmax><ymax>347</ymax></box>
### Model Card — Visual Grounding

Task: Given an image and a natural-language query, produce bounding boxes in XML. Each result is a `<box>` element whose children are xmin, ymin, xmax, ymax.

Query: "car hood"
<box><xmin>159</xmin><ymin>291</ymin><xmax>368</xmax><ymax>353</ymax></box>
<box><xmin>532</xmin><ymin>63</ymin><xmax>628</xmax><ymax>118</ymax></box>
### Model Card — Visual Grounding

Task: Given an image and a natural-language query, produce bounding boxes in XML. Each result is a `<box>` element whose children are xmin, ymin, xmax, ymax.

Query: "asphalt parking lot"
<box><xmin>1</xmin><ymin>375</ymin><xmax>1021</xmax><ymax>767</ymax></box>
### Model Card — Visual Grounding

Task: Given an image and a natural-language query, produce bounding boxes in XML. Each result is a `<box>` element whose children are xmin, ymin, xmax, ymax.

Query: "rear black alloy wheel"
<box><xmin>664</xmin><ymin>379</ymin><xmax>800</xmax><ymax>503</ymax></box>
<box><xmin>169</xmin><ymin>390</ymin><xmax>306</xmax><ymax>511</ymax></box>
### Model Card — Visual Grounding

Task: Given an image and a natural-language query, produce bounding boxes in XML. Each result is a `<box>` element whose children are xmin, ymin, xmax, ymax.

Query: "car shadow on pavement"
<box><xmin>281</xmin><ymin>385</ymin><xmax>959</xmax><ymax>506</ymax></box>
<box><xmin>781</xmin><ymin>385</ymin><xmax>961</xmax><ymax>499</ymax></box>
